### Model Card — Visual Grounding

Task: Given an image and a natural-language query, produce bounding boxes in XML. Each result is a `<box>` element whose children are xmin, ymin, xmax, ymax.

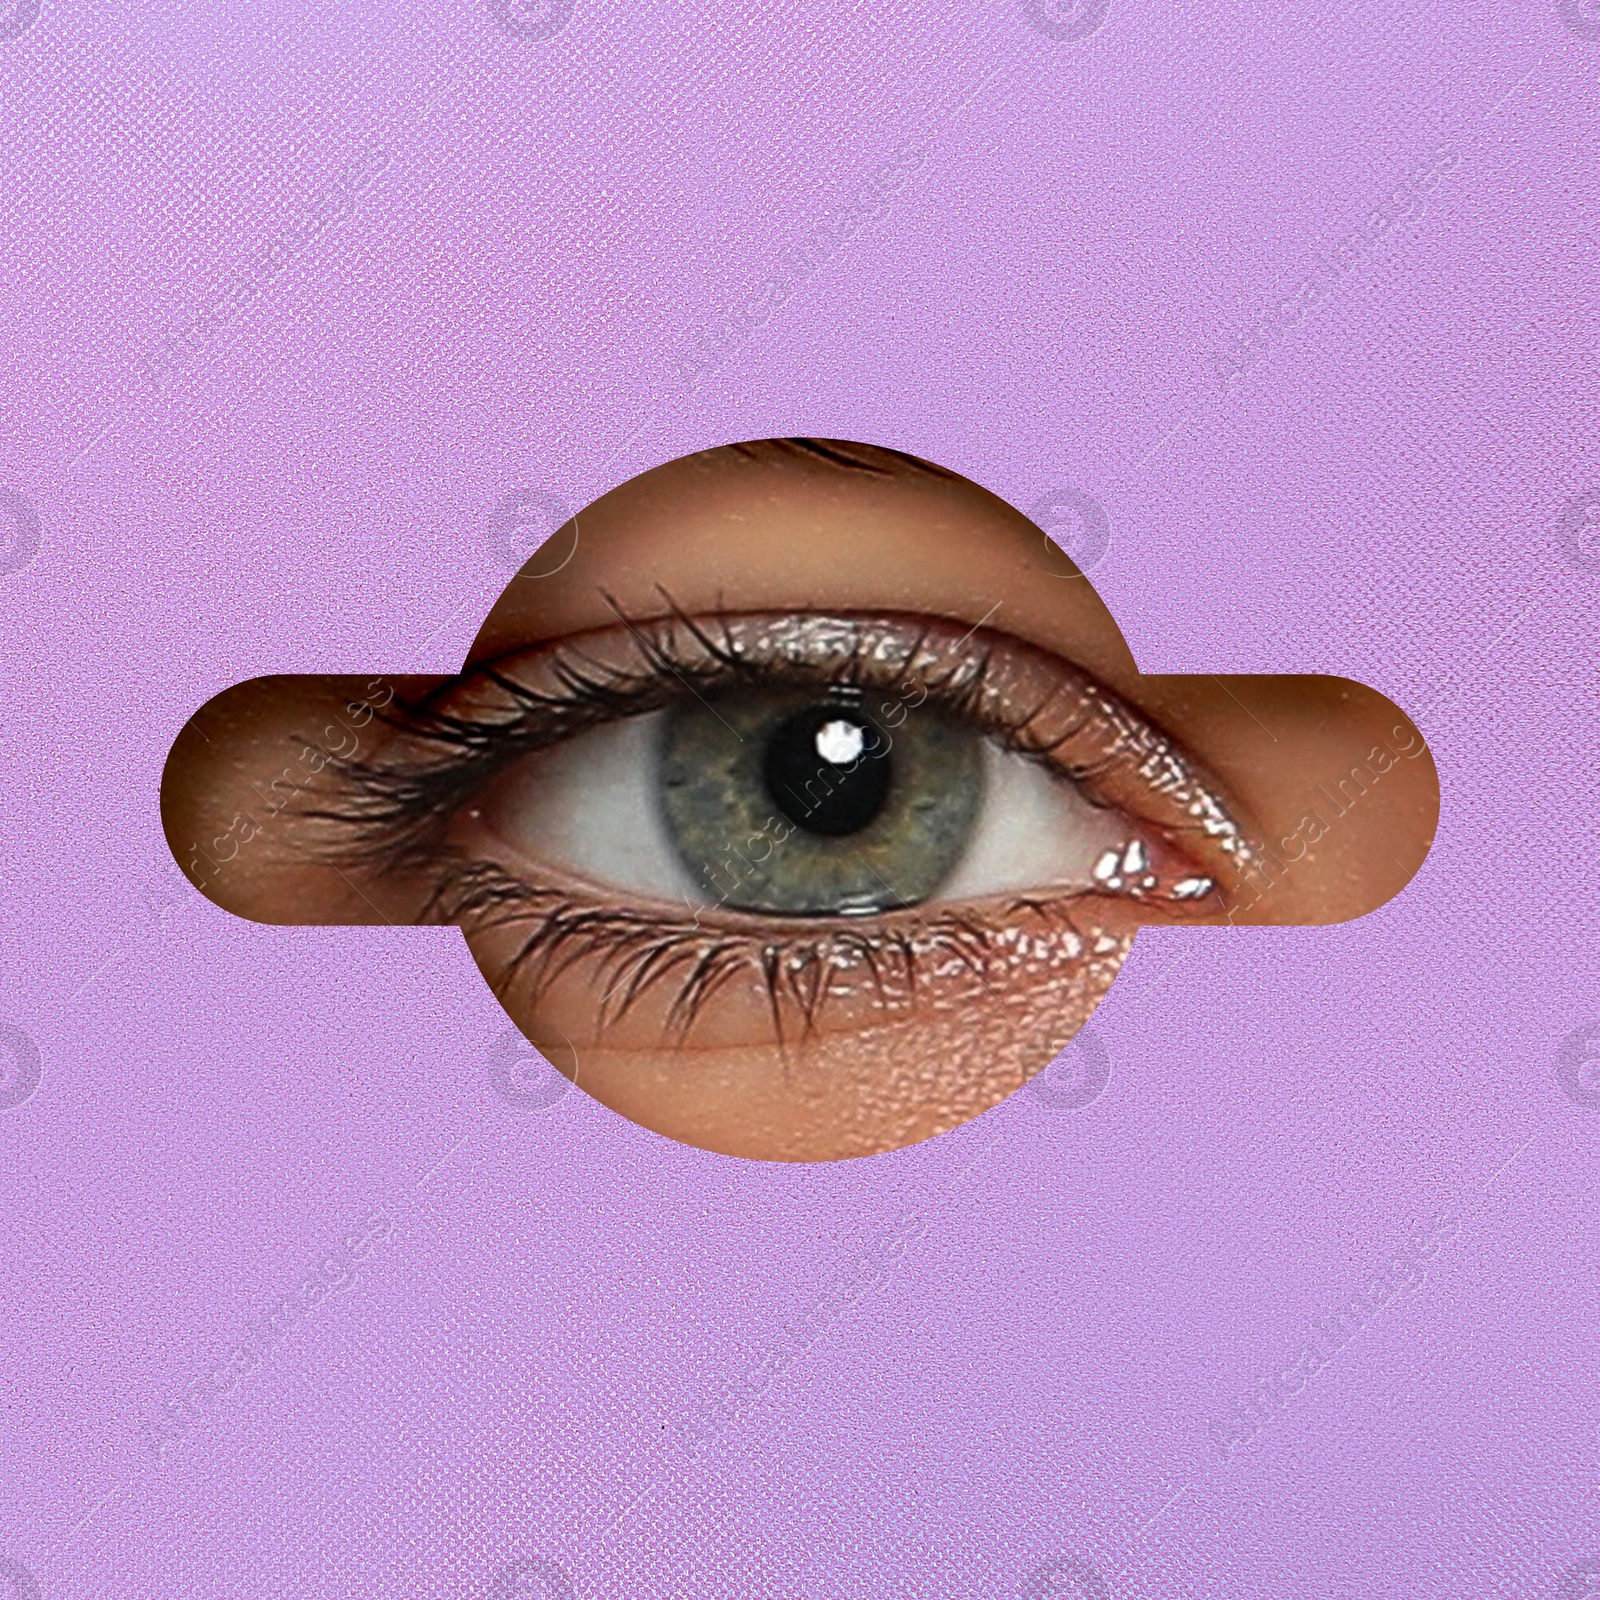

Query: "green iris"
<box><xmin>657</xmin><ymin>685</ymin><xmax>985</xmax><ymax>915</ymax></box>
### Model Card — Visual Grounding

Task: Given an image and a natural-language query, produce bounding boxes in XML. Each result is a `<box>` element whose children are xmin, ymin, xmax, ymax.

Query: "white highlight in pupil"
<box><xmin>816</xmin><ymin>719</ymin><xmax>866</xmax><ymax>765</ymax></box>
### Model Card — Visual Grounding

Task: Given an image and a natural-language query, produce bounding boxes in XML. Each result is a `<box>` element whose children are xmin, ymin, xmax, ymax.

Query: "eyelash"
<box><xmin>405</xmin><ymin>855</ymin><xmax>1111</xmax><ymax>1044</ymax></box>
<box><xmin>306</xmin><ymin>597</ymin><xmax>1244</xmax><ymax>1040</ymax></box>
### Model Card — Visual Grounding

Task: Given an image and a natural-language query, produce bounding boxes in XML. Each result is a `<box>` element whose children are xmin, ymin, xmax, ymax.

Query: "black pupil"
<box><xmin>763</xmin><ymin>704</ymin><xmax>891</xmax><ymax>838</ymax></box>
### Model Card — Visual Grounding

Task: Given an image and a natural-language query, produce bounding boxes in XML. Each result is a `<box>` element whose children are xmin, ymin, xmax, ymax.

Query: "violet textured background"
<box><xmin>2</xmin><ymin>1</ymin><xmax>1598</xmax><ymax>1596</ymax></box>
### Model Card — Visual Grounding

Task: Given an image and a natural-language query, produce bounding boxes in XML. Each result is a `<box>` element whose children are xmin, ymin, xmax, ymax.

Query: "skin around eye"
<box><xmin>160</xmin><ymin>439</ymin><xmax>1439</xmax><ymax>1161</ymax></box>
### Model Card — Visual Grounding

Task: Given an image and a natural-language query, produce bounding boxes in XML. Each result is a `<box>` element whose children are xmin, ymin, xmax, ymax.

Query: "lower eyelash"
<box><xmin>421</xmin><ymin>851</ymin><xmax>1110</xmax><ymax>1046</ymax></box>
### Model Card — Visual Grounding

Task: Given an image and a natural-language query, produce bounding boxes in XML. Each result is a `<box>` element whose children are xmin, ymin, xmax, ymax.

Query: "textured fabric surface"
<box><xmin>2</xmin><ymin>2</ymin><xmax>1598</xmax><ymax>1597</ymax></box>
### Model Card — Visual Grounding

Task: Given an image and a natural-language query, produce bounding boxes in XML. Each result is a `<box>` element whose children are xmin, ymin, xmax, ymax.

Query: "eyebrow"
<box><xmin>723</xmin><ymin>437</ymin><xmax>960</xmax><ymax>482</ymax></box>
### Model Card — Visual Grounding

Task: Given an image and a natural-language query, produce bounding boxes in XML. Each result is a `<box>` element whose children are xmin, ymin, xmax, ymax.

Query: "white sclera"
<box><xmin>492</xmin><ymin>712</ymin><xmax>700</xmax><ymax>901</ymax></box>
<box><xmin>933</xmin><ymin>741</ymin><xmax>1131</xmax><ymax>900</ymax></box>
<box><xmin>488</xmin><ymin>712</ymin><xmax>1141</xmax><ymax>907</ymax></box>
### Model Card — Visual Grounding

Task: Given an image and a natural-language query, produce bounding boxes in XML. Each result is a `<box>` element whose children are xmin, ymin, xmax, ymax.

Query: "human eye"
<box><xmin>331</xmin><ymin>603</ymin><xmax>1248</xmax><ymax>942</ymax></box>
<box><xmin>467</xmin><ymin>604</ymin><xmax>1235</xmax><ymax>921</ymax></box>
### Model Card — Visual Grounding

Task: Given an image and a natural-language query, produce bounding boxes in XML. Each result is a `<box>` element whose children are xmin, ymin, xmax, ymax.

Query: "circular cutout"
<box><xmin>162</xmin><ymin>438</ymin><xmax>1439</xmax><ymax>1161</ymax></box>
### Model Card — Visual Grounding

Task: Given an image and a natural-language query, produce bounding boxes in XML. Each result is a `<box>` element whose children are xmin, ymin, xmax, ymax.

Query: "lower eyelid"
<box><xmin>437</xmin><ymin>711</ymin><xmax>1196</xmax><ymax>1048</ymax></box>
<box><xmin>442</xmin><ymin>858</ymin><xmax>1139</xmax><ymax>1051</ymax></box>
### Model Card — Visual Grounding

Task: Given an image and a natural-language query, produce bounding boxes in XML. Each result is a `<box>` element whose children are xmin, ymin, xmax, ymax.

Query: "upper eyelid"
<box><xmin>314</xmin><ymin>607</ymin><xmax>1260</xmax><ymax>893</ymax></box>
